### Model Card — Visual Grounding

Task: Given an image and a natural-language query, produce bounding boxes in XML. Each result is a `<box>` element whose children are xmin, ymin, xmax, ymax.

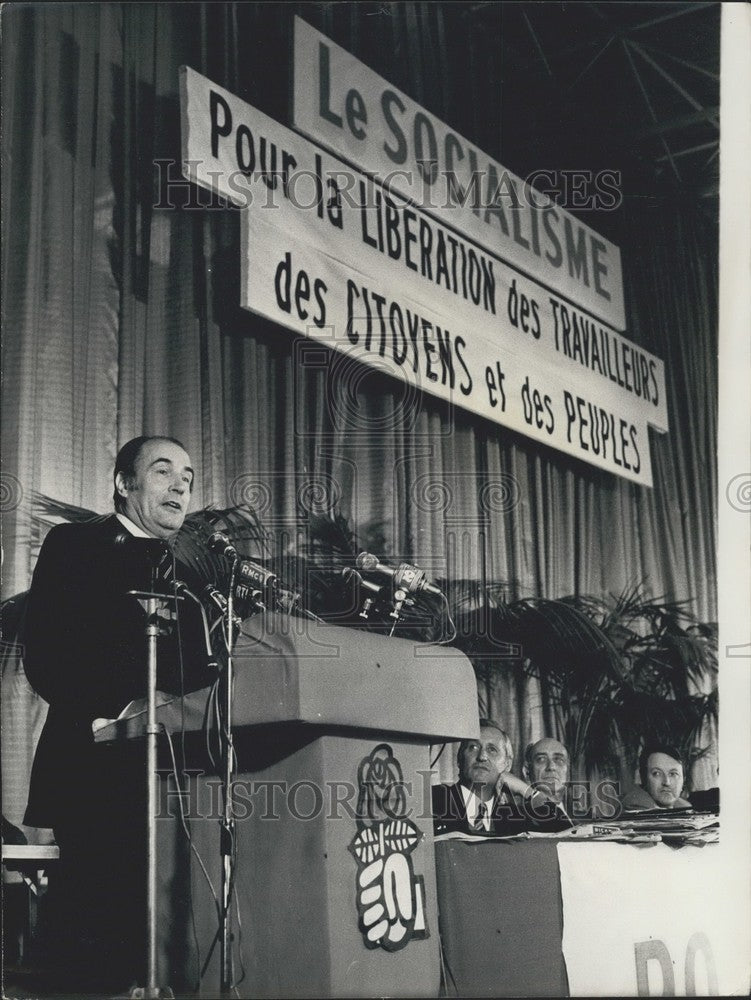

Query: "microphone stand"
<box><xmin>127</xmin><ymin>548</ymin><xmax>178</xmax><ymax>1000</ymax></box>
<box><xmin>208</xmin><ymin>532</ymin><xmax>289</xmax><ymax>993</ymax></box>
<box><xmin>219</xmin><ymin>555</ymin><xmax>239</xmax><ymax>995</ymax></box>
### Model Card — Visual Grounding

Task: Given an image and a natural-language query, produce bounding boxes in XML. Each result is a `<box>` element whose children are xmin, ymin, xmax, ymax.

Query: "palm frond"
<box><xmin>492</xmin><ymin>598</ymin><xmax>627</xmax><ymax>686</ymax></box>
<box><xmin>1</xmin><ymin>592</ymin><xmax>29</xmax><ymax>680</ymax></box>
<box><xmin>299</xmin><ymin>512</ymin><xmax>358</xmax><ymax>557</ymax></box>
<box><xmin>173</xmin><ymin>504</ymin><xmax>272</xmax><ymax>586</ymax></box>
<box><xmin>31</xmin><ymin>494</ymin><xmax>273</xmax><ymax>590</ymax></box>
<box><xmin>32</xmin><ymin>493</ymin><xmax>102</xmax><ymax>524</ymax></box>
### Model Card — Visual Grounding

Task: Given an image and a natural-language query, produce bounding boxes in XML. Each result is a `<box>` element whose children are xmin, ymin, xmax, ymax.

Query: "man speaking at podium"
<box><xmin>22</xmin><ymin>436</ymin><xmax>216</xmax><ymax>989</ymax></box>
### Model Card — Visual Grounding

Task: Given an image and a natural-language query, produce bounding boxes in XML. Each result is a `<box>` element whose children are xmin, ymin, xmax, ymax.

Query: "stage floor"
<box><xmin>3</xmin><ymin>968</ymin><xmax>198</xmax><ymax>1000</ymax></box>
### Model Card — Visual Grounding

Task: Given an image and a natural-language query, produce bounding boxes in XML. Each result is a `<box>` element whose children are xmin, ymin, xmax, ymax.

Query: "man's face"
<box><xmin>117</xmin><ymin>439</ymin><xmax>194</xmax><ymax>539</ymax></box>
<box><xmin>527</xmin><ymin>738</ymin><xmax>569</xmax><ymax>801</ymax></box>
<box><xmin>645</xmin><ymin>752</ymin><xmax>684</xmax><ymax>807</ymax></box>
<box><xmin>458</xmin><ymin>726</ymin><xmax>510</xmax><ymax>793</ymax></box>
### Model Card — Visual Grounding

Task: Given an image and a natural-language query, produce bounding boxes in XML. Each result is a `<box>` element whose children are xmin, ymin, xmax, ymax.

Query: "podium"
<box><xmin>95</xmin><ymin>612</ymin><xmax>479</xmax><ymax>998</ymax></box>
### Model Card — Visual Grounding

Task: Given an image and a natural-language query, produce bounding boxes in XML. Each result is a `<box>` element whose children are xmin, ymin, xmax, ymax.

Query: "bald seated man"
<box><xmin>524</xmin><ymin>737</ymin><xmax>571</xmax><ymax>813</ymax></box>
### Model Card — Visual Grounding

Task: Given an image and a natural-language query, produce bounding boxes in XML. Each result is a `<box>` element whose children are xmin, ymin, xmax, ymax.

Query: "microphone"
<box><xmin>208</xmin><ymin>531</ymin><xmax>238</xmax><ymax>560</ymax></box>
<box><xmin>203</xmin><ymin>583</ymin><xmax>229</xmax><ymax>614</ymax></box>
<box><xmin>114</xmin><ymin>532</ymin><xmax>170</xmax><ymax>563</ymax></box>
<box><xmin>342</xmin><ymin>567</ymin><xmax>382</xmax><ymax>594</ymax></box>
<box><xmin>355</xmin><ymin>552</ymin><xmax>390</xmax><ymax>575</ymax></box>
<box><xmin>237</xmin><ymin>559</ymin><xmax>278</xmax><ymax>591</ymax></box>
<box><xmin>354</xmin><ymin>552</ymin><xmax>443</xmax><ymax>597</ymax></box>
<box><xmin>202</xmin><ymin>584</ymin><xmax>243</xmax><ymax>628</ymax></box>
<box><xmin>342</xmin><ymin>568</ymin><xmax>382</xmax><ymax>619</ymax></box>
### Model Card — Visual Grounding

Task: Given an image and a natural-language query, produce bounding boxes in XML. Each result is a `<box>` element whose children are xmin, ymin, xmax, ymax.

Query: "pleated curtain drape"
<box><xmin>1</xmin><ymin>3</ymin><xmax>717</xmax><ymax>832</ymax></box>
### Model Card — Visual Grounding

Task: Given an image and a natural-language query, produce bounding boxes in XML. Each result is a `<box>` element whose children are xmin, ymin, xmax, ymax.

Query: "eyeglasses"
<box><xmin>464</xmin><ymin>741</ymin><xmax>504</xmax><ymax>758</ymax></box>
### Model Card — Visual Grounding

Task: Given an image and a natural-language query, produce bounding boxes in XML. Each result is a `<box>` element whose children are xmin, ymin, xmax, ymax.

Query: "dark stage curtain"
<box><xmin>1</xmin><ymin>3</ymin><xmax>718</xmax><ymax>829</ymax></box>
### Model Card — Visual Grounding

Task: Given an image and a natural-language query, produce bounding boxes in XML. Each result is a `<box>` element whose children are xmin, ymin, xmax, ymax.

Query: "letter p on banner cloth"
<box><xmin>556</xmin><ymin>843</ymin><xmax>747</xmax><ymax>996</ymax></box>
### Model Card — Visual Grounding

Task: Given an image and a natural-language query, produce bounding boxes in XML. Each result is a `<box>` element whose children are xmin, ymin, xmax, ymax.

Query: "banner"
<box><xmin>557</xmin><ymin>843</ymin><xmax>745</xmax><ymax>996</ymax></box>
<box><xmin>241</xmin><ymin>214</ymin><xmax>655</xmax><ymax>484</ymax></box>
<box><xmin>180</xmin><ymin>67</ymin><xmax>668</xmax><ymax>485</ymax></box>
<box><xmin>292</xmin><ymin>18</ymin><xmax>626</xmax><ymax>331</ymax></box>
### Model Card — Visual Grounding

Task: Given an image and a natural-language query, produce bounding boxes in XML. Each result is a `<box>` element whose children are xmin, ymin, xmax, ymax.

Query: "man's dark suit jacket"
<box><xmin>22</xmin><ymin>514</ymin><xmax>215</xmax><ymax>829</ymax></box>
<box><xmin>432</xmin><ymin>782</ymin><xmax>572</xmax><ymax>837</ymax></box>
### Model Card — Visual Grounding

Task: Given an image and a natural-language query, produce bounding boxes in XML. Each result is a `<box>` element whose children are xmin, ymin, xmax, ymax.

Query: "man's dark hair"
<box><xmin>638</xmin><ymin>743</ymin><xmax>685</xmax><ymax>787</ymax></box>
<box><xmin>113</xmin><ymin>435</ymin><xmax>187</xmax><ymax>513</ymax></box>
<box><xmin>523</xmin><ymin>737</ymin><xmax>569</xmax><ymax>771</ymax></box>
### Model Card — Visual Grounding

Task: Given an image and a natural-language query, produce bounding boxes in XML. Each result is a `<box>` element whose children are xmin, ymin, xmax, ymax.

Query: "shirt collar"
<box><xmin>116</xmin><ymin>512</ymin><xmax>155</xmax><ymax>539</ymax></box>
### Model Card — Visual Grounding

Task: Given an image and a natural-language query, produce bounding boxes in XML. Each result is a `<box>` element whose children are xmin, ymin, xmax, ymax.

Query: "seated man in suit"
<box><xmin>432</xmin><ymin>719</ymin><xmax>571</xmax><ymax>836</ymax></box>
<box><xmin>523</xmin><ymin>737</ymin><xmax>572</xmax><ymax>818</ymax></box>
<box><xmin>620</xmin><ymin>744</ymin><xmax>692</xmax><ymax>810</ymax></box>
<box><xmin>22</xmin><ymin>435</ymin><xmax>217</xmax><ymax>989</ymax></box>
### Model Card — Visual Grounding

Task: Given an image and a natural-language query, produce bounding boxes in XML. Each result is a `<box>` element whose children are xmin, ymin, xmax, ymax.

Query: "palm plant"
<box><xmin>447</xmin><ymin>583</ymin><xmax>627</xmax><ymax>773</ymax></box>
<box><xmin>446</xmin><ymin>581</ymin><xmax>717</xmax><ymax>788</ymax></box>
<box><xmin>558</xmin><ymin>587</ymin><xmax>718</xmax><ymax>785</ymax></box>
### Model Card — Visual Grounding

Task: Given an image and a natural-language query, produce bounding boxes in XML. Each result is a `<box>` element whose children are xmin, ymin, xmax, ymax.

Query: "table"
<box><xmin>2</xmin><ymin>844</ymin><xmax>60</xmax><ymax>963</ymax></box>
<box><xmin>434</xmin><ymin>837</ymin><xmax>739</xmax><ymax>997</ymax></box>
<box><xmin>434</xmin><ymin>838</ymin><xmax>568</xmax><ymax>997</ymax></box>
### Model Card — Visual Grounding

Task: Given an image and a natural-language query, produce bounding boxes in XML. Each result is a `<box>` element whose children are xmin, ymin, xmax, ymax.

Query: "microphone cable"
<box><xmin>162</xmin><ymin>721</ymin><xmax>222</xmax><ymax>991</ymax></box>
<box><xmin>169</xmin><ymin>549</ymin><xmax>212</xmax><ymax>991</ymax></box>
<box><xmin>168</xmin><ymin>548</ymin><xmax>232</xmax><ymax>990</ymax></box>
<box><xmin>430</xmin><ymin>591</ymin><xmax>458</xmax><ymax>646</ymax></box>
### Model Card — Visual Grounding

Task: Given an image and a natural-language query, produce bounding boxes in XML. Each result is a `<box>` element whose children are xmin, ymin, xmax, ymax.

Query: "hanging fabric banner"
<box><xmin>558</xmin><ymin>843</ymin><xmax>743</xmax><ymax>997</ymax></box>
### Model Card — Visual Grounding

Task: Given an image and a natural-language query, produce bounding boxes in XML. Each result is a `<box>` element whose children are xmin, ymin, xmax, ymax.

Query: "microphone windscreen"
<box><xmin>208</xmin><ymin>531</ymin><xmax>229</xmax><ymax>552</ymax></box>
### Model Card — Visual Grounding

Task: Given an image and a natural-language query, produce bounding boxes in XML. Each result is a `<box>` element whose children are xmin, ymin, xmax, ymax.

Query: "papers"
<box><xmin>434</xmin><ymin>830</ymin><xmax>525</xmax><ymax>842</ymax></box>
<box><xmin>599</xmin><ymin>809</ymin><xmax>721</xmax><ymax>847</ymax></box>
<box><xmin>433</xmin><ymin>811</ymin><xmax>720</xmax><ymax>847</ymax></box>
<box><xmin>115</xmin><ymin>691</ymin><xmax>177</xmax><ymax>720</ymax></box>
<box><xmin>91</xmin><ymin>691</ymin><xmax>177</xmax><ymax>734</ymax></box>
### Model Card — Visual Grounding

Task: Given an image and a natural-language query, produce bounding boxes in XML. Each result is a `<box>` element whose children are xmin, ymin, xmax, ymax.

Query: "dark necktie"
<box><xmin>474</xmin><ymin>802</ymin><xmax>488</xmax><ymax>832</ymax></box>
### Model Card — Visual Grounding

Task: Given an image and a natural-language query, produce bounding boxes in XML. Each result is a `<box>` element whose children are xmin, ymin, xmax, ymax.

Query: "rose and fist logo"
<box><xmin>349</xmin><ymin>744</ymin><xmax>428</xmax><ymax>951</ymax></box>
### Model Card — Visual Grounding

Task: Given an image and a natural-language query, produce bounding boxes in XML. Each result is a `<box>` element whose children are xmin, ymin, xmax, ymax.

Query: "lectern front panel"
<box><xmin>156</xmin><ymin>731</ymin><xmax>441</xmax><ymax>998</ymax></box>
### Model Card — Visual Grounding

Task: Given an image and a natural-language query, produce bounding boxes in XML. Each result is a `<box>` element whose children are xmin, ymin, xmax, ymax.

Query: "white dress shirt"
<box><xmin>459</xmin><ymin>784</ymin><xmax>495</xmax><ymax>832</ymax></box>
<box><xmin>116</xmin><ymin>512</ymin><xmax>154</xmax><ymax>538</ymax></box>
